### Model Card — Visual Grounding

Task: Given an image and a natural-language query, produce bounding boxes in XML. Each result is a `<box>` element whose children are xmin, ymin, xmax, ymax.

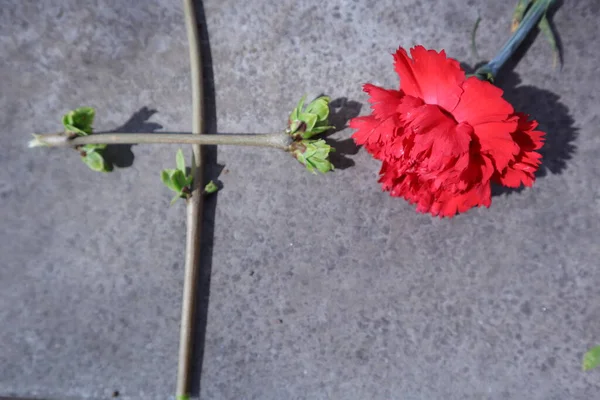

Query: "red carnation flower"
<box><xmin>350</xmin><ymin>46</ymin><xmax>545</xmax><ymax>217</ymax></box>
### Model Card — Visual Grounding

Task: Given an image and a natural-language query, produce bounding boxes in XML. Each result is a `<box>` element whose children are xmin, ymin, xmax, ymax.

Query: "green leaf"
<box><xmin>62</xmin><ymin>113</ymin><xmax>73</xmax><ymax>128</ymax></box>
<box><xmin>185</xmin><ymin>175</ymin><xmax>194</xmax><ymax>186</ymax></box>
<box><xmin>289</xmin><ymin>95</ymin><xmax>334</xmax><ymax>139</ymax></box>
<box><xmin>293</xmin><ymin>96</ymin><xmax>306</xmax><ymax>121</ymax></box>
<box><xmin>81</xmin><ymin>151</ymin><xmax>107</xmax><ymax>172</ymax></box>
<box><xmin>583</xmin><ymin>346</ymin><xmax>600</xmax><ymax>371</ymax></box>
<box><xmin>305</xmin><ymin>96</ymin><xmax>330</xmax><ymax>121</ymax></box>
<box><xmin>511</xmin><ymin>0</ymin><xmax>532</xmax><ymax>32</ymax></box>
<box><xmin>176</xmin><ymin>149</ymin><xmax>186</xmax><ymax>173</ymax></box>
<box><xmin>64</xmin><ymin>124</ymin><xmax>88</xmax><ymax>136</ymax></box>
<box><xmin>171</xmin><ymin>170</ymin><xmax>187</xmax><ymax>193</ymax></box>
<box><xmin>292</xmin><ymin>139</ymin><xmax>335</xmax><ymax>174</ymax></box>
<box><xmin>538</xmin><ymin>14</ymin><xmax>561</xmax><ymax>68</ymax></box>
<box><xmin>71</xmin><ymin>107</ymin><xmax>95</xmax><ymax>134</ymax></box>
<box><xmin>299</xmin><ymin>113</ymin><xmax>318</xmax><ymax>132</ymax></box>
<box><xmin>161</xmin><ymin>170</ymin><xmax>172</xmax><ymax>188</ymax></box>
<box><xmin>63</xmin><ymin>107</ymin><xmax>95</xmax><ymax>135</ymax></box>
<box><xmin>204</xmin><ymin>180</ymin><xmax>219</xmax><ymax>194</ymax></box>
<box><xmin>313</xmin><ymin>159</ymin><xmax>333</xmax><ymax>174</ymax></box>
<box><xmin>471</xmin><ymin>16</ymin><xmax>481</xmax><ymax>60</ymax></box>
<box><xmin>161</xmin><ymin>169</ymin><xmax>180</xmax><ymax>192</ymax></box>
<box><xmin>82</xmin><ymin>143</ymin><xmax>107</xmax><ymax>153</ymax></box>
<box><xmin>170</xmin><ymin>195</ymin><xmax>181</xmax><ymax>206</ymax></box>
<box><xmin>308</xmin><ymin>125</ymin><xmax>334</xmax><ymax>136</ymax></box>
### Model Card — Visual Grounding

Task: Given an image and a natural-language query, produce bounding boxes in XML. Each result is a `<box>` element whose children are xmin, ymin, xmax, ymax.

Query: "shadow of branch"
<box><xmin>188</xmin><ymin>0</ymin><xmax>219</xmax><ymax>398</ymax></box>
<box><xmin>102</xmin><ymin>107</ymin><xmax>163</xmax><ymax>169</ymax></box>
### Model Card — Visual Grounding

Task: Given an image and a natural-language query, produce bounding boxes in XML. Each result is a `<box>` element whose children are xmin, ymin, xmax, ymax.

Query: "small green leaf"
<box><xmin>291</xmin><ymin>139</ymin><xmax>335</xmax><ymax>174</ymax></box>
<box><xmin>583</xmin><ymin>346</ymin><xmax>600</xmax><ymax>371</ymax></box>
<box><xmin>176</xmin><ymin>149</ymin><xmax>186</xmax><ymax>173</ymax></box>
<box><xmin>162</xmin><ymin>169</ymin><xmax>180</xmax><ymax>192</ymax></box>
<box><xmin>81</xmin><ymin>151</ymin><xmax>106</xmax><ymax>172</ymax></box>
<box><xmin>292</xmin><ymin>96</ymin><xmax>306</xmax><ymax>121</ymax></box>
<box><xmin>185</xmin><ymin>175</ymin><xmax>193</xmax><ymax>186</ymax></box>
<box><xmin>471</xmin><ymin>16</ymin><xmax>481</xmax><ymax>60</ymax></box>
<box><xmin>317</xmin><ymin>162</ymin><xmax>333</xmax><ymax>174</ymax></box>
<box><xmin>82</xmin><ymin>143</ymin><xmax>107</xmax><ymax>153</ymax></box>
<box><xmin>511</xmin><ymin>0</ymin><xmax>532</xmax><ymax>32</ymax></box>
<box><xmin>308</xmin><ymin>125</ymin><xmax>334</xmax><ymax>136</ymax></box>
<box><xmin>62</xmin><ymin>113</ymin><xmax>74</xmax><ymax>128</ymax></box>
<box><xmin>305</xmin><ymin>96</ymin><xmax>330</xmax><ymax>121</ymax></box>
<box><xmin>289</xmin><ymin>95</ymin><xmax>334</xmax><ymax>139</ymax></box>
<box><xmin>63</xmin><ymin>107</ymin><xmax>95</xmax><ymax>135</ymax></box>
<box><xmin>161</xmin><ymin>170</ymin><xmax>172</xmax><ymax>187</ymax></box>
<box><xmin>170</xmin><ymin>195</ymin><xmax>181</xmax><ymax>206</ymax></box>
<box><xmin>171</xmin><ymin>170</ymin><xmax>187</xmax><ymax>193</ymax></box>
<box><xmin>538</xmin><ymin>14</ymin><xmax>561</xmax><ymax>69</ymax></box>
<box><xmin>299</xmin><ymin>113</ymin><xmax>318</xmax><ymax>132</ymax></box>
<box><xmin>64</xmin><ymin>124</ymin><xmax>88</xmax><ymax>136</ymax></box>
<box><xmin>71</xmin><ymin>107</ymin><xmax>95</xmax><ymax>134</ymax></box>
<box><xmin>204</xmin><ymin>180</ymin><xmax>219</xmax><ymax>194</ymax></box>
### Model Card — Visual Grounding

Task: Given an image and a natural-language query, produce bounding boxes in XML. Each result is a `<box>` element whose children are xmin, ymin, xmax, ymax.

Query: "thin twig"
<box><xmin>30</xmin><ymin>132</ymin><xmax>292</xmax><ymax>150</ymax></box>
<box><xmin>178</xmin><ymin>0</ymin><xmax>204</xmax><ymax>399</ymax></box>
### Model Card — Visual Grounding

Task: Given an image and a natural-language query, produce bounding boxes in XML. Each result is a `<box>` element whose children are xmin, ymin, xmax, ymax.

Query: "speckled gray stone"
<box><xmin>1</xmin><ymin>1</ymin><xmax>600</xmax><ymax>399</ymax></box>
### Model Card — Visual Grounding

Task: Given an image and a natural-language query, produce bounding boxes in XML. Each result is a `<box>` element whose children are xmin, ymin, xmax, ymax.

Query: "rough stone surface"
<box><xmin>1</xmin><ymin>1</ymin><xmax>600</xmax><ymax>399</ymax></box>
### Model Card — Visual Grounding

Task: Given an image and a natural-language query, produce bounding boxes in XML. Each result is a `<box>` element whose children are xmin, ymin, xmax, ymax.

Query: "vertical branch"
<box><xmin>178</xmin><ymin>1</ymin><xmax>204</xmax><ymax>399</ymax></box>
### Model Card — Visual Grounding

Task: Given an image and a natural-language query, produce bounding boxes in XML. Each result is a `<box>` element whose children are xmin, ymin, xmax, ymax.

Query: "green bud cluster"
<box><xmin>287</xmin><ymin>96</ymin><xmax>335</xmax><ymax>174</ymax></box>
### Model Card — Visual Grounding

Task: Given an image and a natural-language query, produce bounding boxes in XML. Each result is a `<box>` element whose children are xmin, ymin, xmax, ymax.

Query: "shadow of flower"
<box><xmin>492</xmin><ymin>70</ymin><xmax>578</xmax><ymax>196</ymax></box>
<box><xmin>320</xmin><ymin>97</ymin><xmax>362</xmax><ymax>170</ymax></box>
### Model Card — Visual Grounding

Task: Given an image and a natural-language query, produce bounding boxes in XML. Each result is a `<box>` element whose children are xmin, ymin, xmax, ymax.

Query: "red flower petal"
<box><xmin>405</xmin><ymin>104</ymin><xmax>471</xmax><ymax>159</ymax></box>
<box><xmin>396</xmin><ymin>94</ymin><xmax>424</xmax><ymax>119</ymax></box>
<box><xmin>452</xmin><ymin>77</ymin><xmax>514</xmax><ymax>125</ymax></box>
<box><xmin>350</xmin><ymin>115</ymin><xmax>400</xmax><ymax>159</ymax></box>
<box><xmin>349</xmin><ymin>115</ymin><xmax>378</xmax><ymax>146</ymax></box>
<box><xmin>393</xmin><ymin>46</ymin><xmax>465</xmax><ymax>111</ymax></box>
<box><xmin>493</xmin><ymin>113</ymin><xmax>545</xmax><ymax>188</ymax></box>
<box><xmin>363</xmin><ymin>83</ymin><xmax>404</xmax><ymax>120</ymax></box>
<box><xmin>512</xmin><ymin>112</ymin><xmax>545</xmax><ymax>150</ymax></box>
<box><xmin>473</xmin><ymin>119</ymin><xmax>520</xmax><ymax>171</ymax></box>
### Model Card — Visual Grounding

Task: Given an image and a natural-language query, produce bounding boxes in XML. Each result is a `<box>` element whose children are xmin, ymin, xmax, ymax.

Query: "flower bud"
<box><xmin>291</xmin><ymin>139</ymin><xmax>335</xmax><ymax>174</ymax></box>
<box><xmin>287</xmin><ymin>96</ymin><xmax>334</xmax><ymax>139</ymax></box>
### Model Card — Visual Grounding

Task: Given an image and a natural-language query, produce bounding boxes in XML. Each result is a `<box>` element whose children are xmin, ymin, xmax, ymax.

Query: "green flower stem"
<box><xmin>30</xmin><ymin>132</ymin><xmax>293</xmax><ymax>150</ymax></box>
<box><xmin>475</xmin><ymin>0</ymin><xmax>556</xmax><ymax>79</ymax></box>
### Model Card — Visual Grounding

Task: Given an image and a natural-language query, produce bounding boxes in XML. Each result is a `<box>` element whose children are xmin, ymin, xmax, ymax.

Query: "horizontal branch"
<box><xmin>29</xmin><ymin>132</ymin><xmax>293</xmax><ymax>150</ymax></box>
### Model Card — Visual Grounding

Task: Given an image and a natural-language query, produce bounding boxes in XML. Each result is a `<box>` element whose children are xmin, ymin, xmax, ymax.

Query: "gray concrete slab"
<box><xmin>1</xmin><ymin>0</ymin><xmax>600</xmax><ymax>399</ymax></box>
